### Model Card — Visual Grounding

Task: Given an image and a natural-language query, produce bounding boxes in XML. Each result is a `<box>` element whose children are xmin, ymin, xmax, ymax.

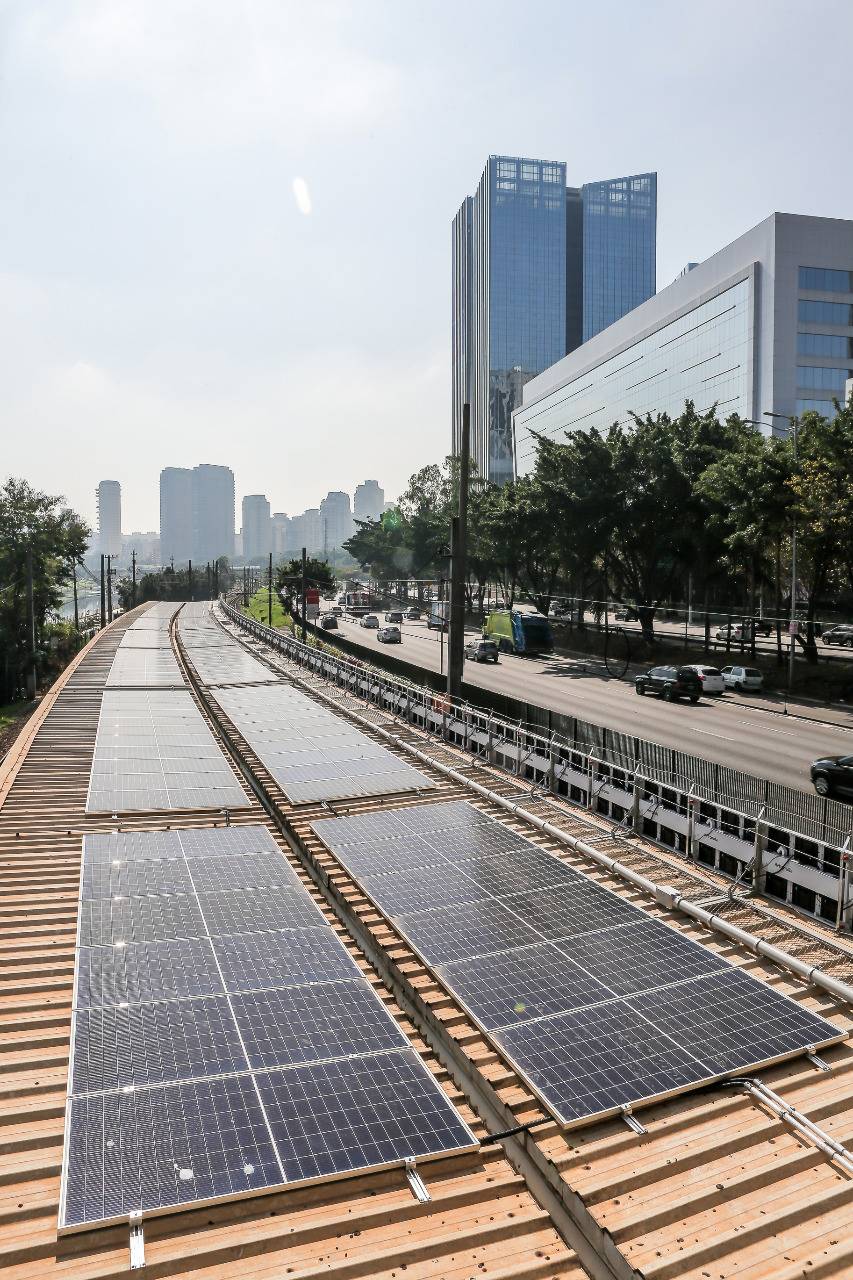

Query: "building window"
<box><xmin>797</xmin><ymin>331</ymin><xmax>853</xmax><ymax>357</ymax></box>
<box><xmin>799</xmin><ymin>266</ymin><xmax>853</xmax><ymax>293</ymax></box>
<box><xmin>797</xmin><ymin>365</ymin><xmax>852</xmax><ymax>391</ymax></box>
<box><xmin>791</xmin><ymin>883</ymin><xmax>817</xmax><ymax>915</ymax></box>
<box><xmin>796</xmin><ymin>398</ymin><xmax>839</xmax><ymax>417</ymax></box>
<box><xmin>542</xmin><ymin>164</ymin><xmax>561</xmax><ymax>184</ymax></box>
<box><xmin>798</xmin><ymin>299</ymin><xmax>853</xmax><ymax>326</ymax></box>
<box><xmin>764</xmin><ymin>872</ymin><xmax>789</xmax><ymax>901</ymax></box>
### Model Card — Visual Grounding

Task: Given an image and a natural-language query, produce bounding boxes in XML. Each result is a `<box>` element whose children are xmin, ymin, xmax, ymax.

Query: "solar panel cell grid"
<box><xmin>75</xmin><ymin>939</ymin><xmax>224</xmax><ymax>1009</ymax></box>
<box><xmin>195</xmin><ymin>887</ymin><xmax>327</xmax><ymax>936</ymax></box>
<box><xmin>361</xmin><ymin>863</ymin><xmax>490</xmax><ymax>916</ymax></box>
<box><xmin>212</xmin><ymin>926</ymin><xmax>362</xmax><ymax>993</ymax></box>
<box><xmin>392</xmin><ymin>898</ymin><xmax>542</xmax><ymax>965</ymax></box>
<box><xmin>72</xmin><ymin>997</ymin><xmax>246</xmax><ymax>1094</ymax></box>
<box><xmin>232</xmin><ymin>979</ymin><xmax>409</xmax><ymax>1070</ymax></box>
<box><xmin>186</xmin><ymin>852</ymin><xmax>302</xmax><ymax>894</ymax></box>
<box><xmin>556</xmin><ymin>918</ymin><xmax>731</xmax><ymax>997</ymax></box>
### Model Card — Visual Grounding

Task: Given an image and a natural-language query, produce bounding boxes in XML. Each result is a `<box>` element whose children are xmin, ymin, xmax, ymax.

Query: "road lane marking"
<box><xmin>689</xmin><ymin>727</ymin><xmax>736</xmax><ymax>742</ymax></box>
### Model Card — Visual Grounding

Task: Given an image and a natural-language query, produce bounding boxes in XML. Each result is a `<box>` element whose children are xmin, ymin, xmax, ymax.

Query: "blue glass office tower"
<box><xmin>453</xmin><ymin>158</ymin><xmax>657</xmax><ymax>483</ymax></box>
<box><xmin>582</xmin><ymin>173</ymin><xmax>657</xmax><ymax>342</ymax></box>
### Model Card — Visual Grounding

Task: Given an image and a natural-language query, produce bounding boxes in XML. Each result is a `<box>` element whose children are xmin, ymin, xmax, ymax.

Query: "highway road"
<box><xmin>322</xmin><ymin>607</ymin><xmax>853</xmax><ymax>795</ymax></box>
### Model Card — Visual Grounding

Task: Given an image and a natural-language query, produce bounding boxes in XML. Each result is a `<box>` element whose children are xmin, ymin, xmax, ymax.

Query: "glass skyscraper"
<box><xmin>582</xmin><ymin>173</ymin><xmax>657</xmax><ymax>342</ymax></box>
<box><xmin>453</xmin><ymin>157</ymin><xmax>657</xmax><ymax>483</ymax></box>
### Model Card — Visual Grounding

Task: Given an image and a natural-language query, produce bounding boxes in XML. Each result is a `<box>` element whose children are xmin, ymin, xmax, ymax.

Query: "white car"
<box><xmin>684</xmin><ymin>664</ymin><xmax>726</xmax><ymax>695</ymax></box>
<box><xmin>720</xmin><ymin>665</ymin><xmax>764</xmax><ymax>692</ymax></box>
<box><xmin>359</xmin><ymin>614</ymin><xmax>379</xmax><ymax>629</ymax></box>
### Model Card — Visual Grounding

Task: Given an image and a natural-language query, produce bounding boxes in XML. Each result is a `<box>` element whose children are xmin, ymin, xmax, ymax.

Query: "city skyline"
<box><xmin>4</xmin><ymin>2</ymin><xmax>852</xmax><ymax>529</ymax></box>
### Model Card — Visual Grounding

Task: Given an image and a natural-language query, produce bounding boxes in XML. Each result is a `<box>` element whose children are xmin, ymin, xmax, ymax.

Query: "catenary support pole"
<box><xmin>100</xmin><ymin>554</ymin><xmax>106</xmax><ymax>630</ymax></box>
<box><xmin>131</xmin><ymin>550</ymin><xmax>136</xmax><ymax>607</ymax></box>
<box><xmin>268</xmin><ymin>552</ymin><xmax>273</xmax><ymax>627</ymax></box>
<box><xmin>106</xmin><ymin>554</ymin><xmax>113</xmax><ymax>623</ymax></box>
<box><xmin>25</xmin><ymin>547</ymin><xmax>37</xmax><ymax>700</ymax></box>
<box><xmin>72</xmin><ymin>558</ymin><xmax>79</xmax><ymax>631</ymax></box>
<box><xmin>447</xmin><ymin>403</ymin><xmax>470</xmax><ymax>699</ymax></box>
<box><xmin>300</xmin><ymin>546</ymin><xmax>307</xmax><ymax>643</ymax></box>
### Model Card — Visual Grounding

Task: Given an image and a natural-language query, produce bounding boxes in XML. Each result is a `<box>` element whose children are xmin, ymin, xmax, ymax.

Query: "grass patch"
<box><xmin>245</xmin><ymin>590</ymin><xmax>293</xmax><ymax>631</ymax></box>
<box><xmin>0</xmin><ymin>702</ymin><xmax>31</xmax><ymax>734</ymax></box>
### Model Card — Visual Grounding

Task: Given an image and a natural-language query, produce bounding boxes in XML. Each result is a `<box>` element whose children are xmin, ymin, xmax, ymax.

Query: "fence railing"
<box><xmin>221</xmin><ymin>601</ymin><xmax>853</xmax><ymax>931</ymax></box>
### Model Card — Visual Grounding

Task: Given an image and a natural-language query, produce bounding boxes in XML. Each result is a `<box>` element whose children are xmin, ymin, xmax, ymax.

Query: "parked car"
<box><xmin>720</xmin><ymin>665</ymin><xmax>764</xmax><ymax>691</ymax></box>
<box><xmin>464</xmin><ymin>639</ymin><xmax>500</xmax><ymax>664</ymax></box>
<box><xmin>377</xmin><ymin>625</ymin><xmax>401</xmax><ymax>644</ymax></box>
<box><xmin>715</xmin><ymin>620</ymin><xmax>773</xmax><ymax>642</ymax></box>
<box><xmin>319</xmin><ymin>614</ymin><xmax>338</xmax><ymax>630</ymax></box>
<box><xmin>405</xmin><ymin>606</ymin><xmax>421</xmax><ymax>620</ymax></box>
<box><xmin>683</xmin><ymin>663</ymin><xmax>725</xmax><ymax>694</ymax></box>
<box><xmin>359</xmin><ymin>614</ymin><xmax>380</xmax><ymax>629</ymax></box>
<box><xmin>614</xmin><ymin>606</ymin><xmax>639</xmax><ymax>622</ymax></box>
<box><xmin>384</xmin><ymin>610</ymin><xmax>404</xmax><ymax>624</ymax></box>
<box><xmin>822</xmin><ymin>624</ymin><xmax>853</xmax><ymax>648</ymax></box>
<box><xmin>635</xmin><ymin>666</ymin><xmax>702</xmax><ymax>702</ymax></box>
<box><xmin>810</xmin><ymin>755</ymin><xmax>853</xmax><ymax>800</ymax></box>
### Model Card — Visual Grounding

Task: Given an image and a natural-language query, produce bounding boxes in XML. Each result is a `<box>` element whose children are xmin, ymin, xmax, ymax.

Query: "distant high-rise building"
<box><xmin>271</xmin><ymin>512</ymin><xmax>290</xmax><ymax>558</ymax></box>
<box><xmin>353</xmin><ymin>480</ymin><xmax>385</xmax><ymax>523</ymax></box>
<box><xmin>453</xmin><ymin>156</ymin><xmax>657</xmax><ymax>482</ymax></box>
<box><xmin>122</xmin><ymin>531</ymin><xmax>160</xmax><ymax>566</ymax></box>
<box><xmin>192</xmin><ymin>464</ymin><xmax>234</xmax><ymax>564</ymax></box>
<box><xmin>319</xmin><ymin>491</ymin><xmax>353</xmax><ymax>553</ymax></box>
<box><xmin>96</xmin><ymin>480</ymin><xmax>122</xmax><ymax>559</ymax></box>
<box><xmin>289</xmin><ymin>508</ymin><xmax>322</xmax><ymax>556</ymax></box>
<box><xmin>159</xmin><ymin>468</ymin><xmax>193</xmax><ymax>565</ymax></box>
<box><xmin>581</xmin><ymin>173</ymin><xmax>657</xmax><ymax>342</ymax></box>
<box><xmin>241</xmin><ymin>494</ymin><xmax>272</xmax><ymax>562</ymax></box>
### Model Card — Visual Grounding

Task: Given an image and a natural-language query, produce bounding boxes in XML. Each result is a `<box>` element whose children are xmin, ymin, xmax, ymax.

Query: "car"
<box><xmin>405</xmin><ymin>606</ymin><xmax>421</xmax><ymax>620</ymax></box>
<box><xmin>810</xmin><ymin>755</ymin><xmax>853</xmax><ymax>799</ymax></box>
<box><xmin>377</xmin><ymin>625</ymin><xmax>401</xmax><ymax>643</ymax></box>
<box><xmin>464</xmin><ymin>639</ymin><xmax>500</xmax><ymax>663</ymax></box>
<box><xmin>359</xmin><ymin>614</ymin><xmax>379</xmax><ymax>629</ymax></box>
<box><xmin>614</xmin><ymin>605</ymin><xmax>639</xmax><ymax>622</ymax></box>
<box><xmin>822</xmin><ymin>624</ymin><xmax>853</xmax><ymax>648</ymax></box>
<box><xmin>318</xmin><ymin>614</ymin><xmax>338</xmax><ymax>630</ymax></box>
<box><xmin>329</xmin><ymin>605</ymin><xmax>343</xmax><ymax>617</ymax></box>
<box><xmin>715</xmin><ymin>620</ymin><xmax>773</xmax><ymax>642</ymax></box>
<box><xmin>683</xmin><ymin>663</ymin><xmax>725</xmax><ymax>694</ymax></box>
<box><xmin>336</xmin><ymin>595</ymin><xmax>347</xmax><ymax>606</ymax></box>
<box><xmin>720</xmin><ymin>665</ymin><xmax>764</xmax><ymax>691</ymax></box>
<box><xmin>384</xmin><ymin>610</ymin><xmax>404</xmax><ymax>624</ymax></box>
<box><xmin>635</xmin><ymin>665</ymin><xmax>702</xmax><ymax>702</ymax></box>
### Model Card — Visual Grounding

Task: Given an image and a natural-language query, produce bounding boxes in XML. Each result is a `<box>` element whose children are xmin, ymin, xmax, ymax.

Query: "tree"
<box><xmin>275</xmin><ymin>557</ymin><xmax>336</xmax><ymax>600</ymax></box>
<box><xmin>0</xmin><ymin>477</ymin><xmax>90</xmax><ymax>701</ymax></box>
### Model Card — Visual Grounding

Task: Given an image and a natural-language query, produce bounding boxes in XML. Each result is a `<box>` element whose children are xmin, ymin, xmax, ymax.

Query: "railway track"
<box><xmin>169</xmin><ymin>603</ymin><xmax>853</xmax><ymax>1279</ymax></box>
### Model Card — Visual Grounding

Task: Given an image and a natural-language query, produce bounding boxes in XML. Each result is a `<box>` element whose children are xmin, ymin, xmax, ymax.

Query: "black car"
<box><xmin>822</xmin><ymin>624</ymin><xmax>853</xmax><ymax>648</ymax></box>
<box><xmin>810</xmin><ymin>755</ymin><xmax>853</xmax><ymax>800</ymax></box>
<box><xmin>635</xmin><ymin>665</ymin><xmax>702</xmax><ymax>702</ymax></box>
<box><xmin>464</xmin><ymin>639</ymin><xmax>499</xmax><ymax>664</ymax></box>
<box><xmin>319</xmin><ymin>614</ymin><xmax>338</xmax><ymax>630</ymax></box>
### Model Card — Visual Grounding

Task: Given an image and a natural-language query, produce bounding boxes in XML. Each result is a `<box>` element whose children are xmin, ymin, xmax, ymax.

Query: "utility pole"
<box><xmin>188</xmin><ymin>559</ymin><xmax>193</xmax><ymax>602</ymax></box>
<box><xmin>106</xmin><ymin>554</ymin><xmax>113</xmax><ymax>622</ymax></box>
<box><xmin>100</xmin><ymin>554</ymin><xmax>106</xmax><ymax>629</ymax></box>
<box><xmin>131</xmin><ymin>550</ymin><xmax>137</xmax><ymax>607</ymax></box>
<box><xmin>300</xmin><ymin>546</ymin><xmax>307</xmax><ymax>643</ymax></box>
<box><xmin>447</xmin><ymin>402</ymin><xmax>470</xmax><ymax>700</ymax></box>
<box><xmin>25</xmin><ymin>547</ymin><xmax>37</xmax><ymax>700</ymax></box>
<box><xmin>268</xmin><ymin>552</ymin><xmax>273</xmax><ymax>627</ymax></box>
<box><xmin>206</xmin><ymin>562</ymin><xmax>211</xmax><ymax>599</ymax></box>
<box><xmin>72</xmin><ymin>559</ymin><xmax>79</xmax><ymax>631</ymax></box>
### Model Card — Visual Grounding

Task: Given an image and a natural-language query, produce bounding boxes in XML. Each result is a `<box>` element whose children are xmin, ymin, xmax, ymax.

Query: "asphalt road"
<box><xmin>326</xmin><ymin>608</ymin><xmax>853</xmax><ymax>794</ymax></box>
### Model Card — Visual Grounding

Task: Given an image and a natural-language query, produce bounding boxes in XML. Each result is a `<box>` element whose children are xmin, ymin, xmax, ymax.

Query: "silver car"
<box><xmin>720</xmin><ymin>664</ymin><xmax>764</xmax><ymax>691</ymax></box>
<box><xmin>684</xmin><ymin>663</ymin><xmax>725</xmax><ymax>694</ymax></box>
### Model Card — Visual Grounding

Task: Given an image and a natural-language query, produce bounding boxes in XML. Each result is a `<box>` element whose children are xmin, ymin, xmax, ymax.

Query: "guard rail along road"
<box><xmin>223</xmin><ymin>602</ymin><xmax>853</xmax><ymax>934</ymax></box>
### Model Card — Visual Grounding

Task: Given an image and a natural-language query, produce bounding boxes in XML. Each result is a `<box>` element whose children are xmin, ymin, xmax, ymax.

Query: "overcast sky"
<box><xmin>2</xmin><ymin>0</ymin><xmax>852</xmax><ymax>533</ymax></box>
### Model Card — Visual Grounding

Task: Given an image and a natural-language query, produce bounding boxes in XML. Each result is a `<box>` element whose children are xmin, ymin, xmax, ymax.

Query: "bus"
<box><xmin>483</xmin><ymin>609</ymin><xmax>554</xmax><ymax>655</ymax></box>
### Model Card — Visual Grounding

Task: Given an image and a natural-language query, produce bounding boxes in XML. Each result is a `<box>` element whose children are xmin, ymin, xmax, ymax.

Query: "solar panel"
<box><xmin>71</xmin><ymin>996</ymin><xmax>246</xmax><ymax>1093</ymax></box>
<box><xmin>75</xmin><ymin>939</ymin><xmax>224</xmax><ymax>1008</ymax></box>
<box><xmin>391</xmin><ymin>898</ymin><xmax>542</xmax><ymax>965</ymax></box>
<box><xmin>311</xmin><ymin>800</ymin><xmax>844</xmax><ymax>1129</ymax></box>
<box><xmin>232</xmin><ymin>978</ymin><xmax>410</xmax><ymax>1070</ymax></box>
<box><xmin>255</xmin><ymin>1049</ymin><xmax>476</xmax><ymax>1184</ymax></box>
<box><xmin>61</xmin><ymin>1075</ymin><xmax>282</xmax><ymax>1230</ymax></box>
<box><xmin>493</xmin><ymin>1001</ymin><xmax>712</xmax><ymax>1125</ymax></box>
<box><xmin>87</xmin><ymin>690</ymin><xmax>251</xmax><ymax>814</ymax></box>
<box><xmin>62</xmin><ymin>825</ymin><xmax>477</xmax><ymax>1232</ymax></box>
<box><xmin>319</xmin><ymin>834</ymin><xmax>448</xmax><ymax>878</ymax></box>
<box><xmin>435</xmin><ymin>943</ymin><xmax>615</xmax><ymax>1031</ymax></box>
<box><xmin>212</xmin><ymin>926</ymin><xmax>362</xmax><ymax>993</ymax></box>
<box><xmin>210</xmin><ymin>684</ymin><xmax>434</xmax><ymax>804</ymax></box>
<box><xmin>556</xmin><ymin>918</ymin><xmax>731</xmax><ymax>997</ymax></box>
<box><xmin>627</xmin><ymin>969</ymin><xmax>845</xmax><ymax>1074</ymax></box>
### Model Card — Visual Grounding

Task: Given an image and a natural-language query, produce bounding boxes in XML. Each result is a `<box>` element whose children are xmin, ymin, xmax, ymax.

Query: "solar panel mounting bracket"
<box><xmin>128</xmin><ymin>1213</ymin><xmax>145</xmax><ymax>1270</ymax></box>
<box><xmin>806</xmin><ymin>1048</ymin><xmax>831</xmax><ymax>1072</ymax></box>
<box><xmin>619</xmin><ymin>1104</ymin><xmax>648</xmax><ymax>1136</ymax></box>
<box><xmin>404</xmin><ymin>1157</ymin><xmax>432</xmax><ymax>1203</ymax></box>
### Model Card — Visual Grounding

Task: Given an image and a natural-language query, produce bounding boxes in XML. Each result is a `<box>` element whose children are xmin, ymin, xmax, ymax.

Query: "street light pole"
<box><xmin>765</xmin><ymin>410</ymin><xmax>799</xmax><ymax>689</ymax></box>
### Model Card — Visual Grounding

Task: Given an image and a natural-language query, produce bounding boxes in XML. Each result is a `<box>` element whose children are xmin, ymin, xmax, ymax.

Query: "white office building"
<box><xmin>514</xmin><ymin>212</ymin><xmax>853</xmax><ymax>475</ymax></box>
<box><xmin>241</xmin><ymin>494</ymin><xmax>272</xmax><ymax>562</ymax></box>
<box><xmin>353</xmin><ymin>479</ymin><xmax>385</xmax><ymax>523</ymax></box>
<box><xmin>96</xmin><ymin>480</ymin><xmax>122</xmax><ymax>559</ymax></box>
